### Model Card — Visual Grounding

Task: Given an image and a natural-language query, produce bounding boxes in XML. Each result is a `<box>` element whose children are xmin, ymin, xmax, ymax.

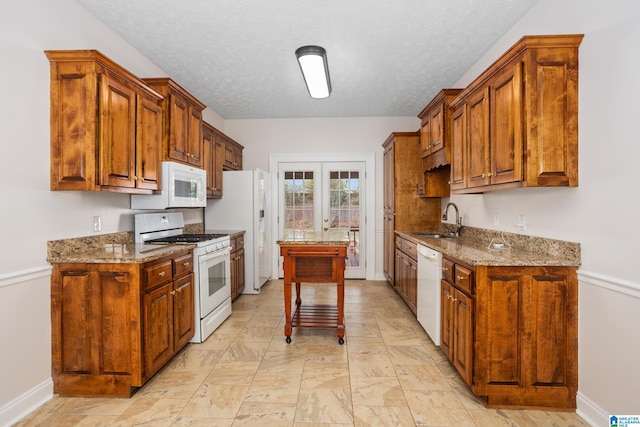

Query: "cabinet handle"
<box><xmin>158</xmin><ymin>271</ymin><xmax>166</xmax><ymax>277</ymax></box>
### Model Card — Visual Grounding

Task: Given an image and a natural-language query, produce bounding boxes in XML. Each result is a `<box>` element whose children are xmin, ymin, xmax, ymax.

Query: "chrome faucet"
<box><xmin>442</xmin><ymin>202</ymin><xmax>462</xmax><ymax>236</ymax></box>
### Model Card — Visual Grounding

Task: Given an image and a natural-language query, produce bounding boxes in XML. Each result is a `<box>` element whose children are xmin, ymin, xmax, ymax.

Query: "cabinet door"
<box><xmin>230</xmin><ymin>250</ymin><xmax>238</xmax><ymax>299</ymax></box>
<box><xmin>420</xmin><ymin>115</ymin><xmax>431</xmax><ymax>157</ymax></box>
<box><xmin>213</xmin><ymin>139</ymin><xmax>224</xmax><ymax>197</ymax></box>
<box><xmin>490</xmin><ymin>63</ymin><xmax>523</xmax><ymax>185</ymax></box>
<box><xmin>450</xmin><ymin>105</ymin><xmax>466</xmax><ymax>191</ymax></box>
<box><xmin>453</xmin><ymin>289</ymin><xmax>473</xmax><ymax>385</ymax></box>
<box><xmin>144</xmin><ymin>283</ymin><xmax>173</xmax><ymax>377</ymax></box>
<box><xmin>173</xmin><ymin>274</ymin><xmax>195</xmax><ymax>350</ymax></box>
<box><xmin>406</xmin><ymin>256</ymin><xmax>417</xmax><ymax>314</ymax></box>
<box><xmin>440</xmin><ymin>280</ymin><xmax>454</xmax><ymax>359</ymax></box>
<box><xmin>382</xmin><ymin>144</ymin><xmax>395</xmax><ymax>283</ymax></box>
<box><xmin>203</xmin><ymin>126</ymin><xmax>224</xmax><ymax>198</ymax></box>
<box><xmin>466</xmin><ymin>87</ymin><xmax>491</xmax><ymax>189</ymax></box>
<box><xmin>236</xmin><ymin>248</ymin><xmax>245</xmax><ymax>296</ymax></box>
<box><xmin>394</xmin><ymin>249</ymin><xmax>403</xmax><ymax>293</ymax></box>
<box><xmin>167</xmin><ymin>92</ymin><xmax>190</xmax><ymax>164</ymax></box>
<box><xmin>136</xmin><ymin>93</ymin><xmax>162</xmax><ymax>190</ymax></box>
<box><xmin>429</xmin><ymin>104</ymin><xmax>445</xmax><ymax>155</ymax></box>
<box><xmin>99</xmin><ymin>74</ymin><xmax>136</xmax><ymax>188</ymax></box>
<box><xmin>202</xmin><ymin>124</ymin><xmax>218</xmax><ymax>198</ymax></box>
<box><xmin>51</xmin><ymin>264</ymin><xmax>142</xmax><ymax>395</ymax></box>
<box><xmin>187</xmin><ymin>106</ymin><xmax>203</xmax><ymax>167</ymax></box>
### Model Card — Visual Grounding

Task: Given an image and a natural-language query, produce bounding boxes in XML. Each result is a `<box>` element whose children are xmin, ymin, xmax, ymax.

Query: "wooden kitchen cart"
<box><xmin>278</xmin><ymin>241</ymin><xmax>349</xmax><ymax>344</ymax></box>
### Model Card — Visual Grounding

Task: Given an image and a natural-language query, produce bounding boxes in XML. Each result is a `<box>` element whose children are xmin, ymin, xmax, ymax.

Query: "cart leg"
<box><xmin>295</xmin><ymin>282</ymin><xmax>301</xmax><ymax>306</ymax></box>
<box><xmin>284</xmin><ymin>279</ymin><xmax>292</xmax><ymax>340</ymax></box>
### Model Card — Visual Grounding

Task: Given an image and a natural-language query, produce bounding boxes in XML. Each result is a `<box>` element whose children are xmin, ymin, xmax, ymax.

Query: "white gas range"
<box><xmin>135</xmin><ymin>212</ymin><xmax>232</xmax><ymax>343</ymax></box>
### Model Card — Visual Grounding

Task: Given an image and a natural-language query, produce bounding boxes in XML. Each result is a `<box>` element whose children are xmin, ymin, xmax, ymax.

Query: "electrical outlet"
<box><xmin>93</xmin><ymin>216</ymin><xmax>102</xmax><ymax>232</ymax></box>
<box><xmin>493</xmin><ymin>214</ymin><xmax>500</xmax><ymax>227</ymax></box>
<box><xmin>516</xmin><ymin>214</ymin><xmax>527</xmax><ymax>231</ymax></box>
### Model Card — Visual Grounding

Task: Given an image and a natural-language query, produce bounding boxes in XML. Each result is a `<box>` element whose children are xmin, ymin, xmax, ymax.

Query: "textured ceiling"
<box><xmin>74</xmin><ymin>0</ymin><xmax>537</xmax><ymax>119</ymax></box>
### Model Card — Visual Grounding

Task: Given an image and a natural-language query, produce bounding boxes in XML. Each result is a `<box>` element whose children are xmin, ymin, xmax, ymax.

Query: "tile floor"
<box><xmin>16</xmin><ymin>280</ymin><xmax>590</xmax><ymax>426</ymax></box>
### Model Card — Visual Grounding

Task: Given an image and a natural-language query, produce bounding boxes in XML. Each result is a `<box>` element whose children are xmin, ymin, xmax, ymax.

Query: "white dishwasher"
<box><xmin>416</xmin><ymin>244</ymin><xmax>442</xmax><ymax>345</ymax></box>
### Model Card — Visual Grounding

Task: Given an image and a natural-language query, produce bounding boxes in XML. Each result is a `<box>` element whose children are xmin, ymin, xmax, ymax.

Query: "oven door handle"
<box><xmin>199</xmin><ymin>246</ymin><xmax>231</xmax><ymax>263</ymax></box>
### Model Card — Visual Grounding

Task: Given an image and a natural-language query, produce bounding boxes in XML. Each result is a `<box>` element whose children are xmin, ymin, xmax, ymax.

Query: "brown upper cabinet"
<box><xmin>417</xmin><ymin>89</ymin><xmax>462</xmax><ymax>197</ymax></box>
<box><xmin>46</xmin><ymin>50</ymin><xmax>163</xmax><ymax>194</ymax></box>
<box><xmin>450</xmin><ymin>34</ymin><xmax>583</xmax><ymax>194</ymax></box>
<box><xmin>142</xmin><ymin>78</ymin><xmax>206</xmax><ymax>168</ymax></box>
<box><xmin>418</xmin><ymin>89</ymin><xmax>463</xmax><ymax>169</ymax></box>
<box><xmin>202</xmin><ymin>121</ymin><xmax>224</xmax><ymax>198</ymax></box>
<box><xmin>222</xmin><ymin>134</ymin><xmax>244</xmax><ymax>171</ymax></box>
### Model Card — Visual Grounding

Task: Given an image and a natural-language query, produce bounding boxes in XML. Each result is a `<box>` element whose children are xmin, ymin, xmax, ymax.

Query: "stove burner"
<box><xmin>147</xmin><ymin>234</ymin><xmax>228</xmax><ymax>244</ymax></box>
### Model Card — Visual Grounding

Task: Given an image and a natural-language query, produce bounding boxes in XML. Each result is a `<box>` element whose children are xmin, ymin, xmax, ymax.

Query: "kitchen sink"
<box><xmin>413</xmin><ymin>232</ymin><xmax>455</xmax><ymax>239</ymax></box>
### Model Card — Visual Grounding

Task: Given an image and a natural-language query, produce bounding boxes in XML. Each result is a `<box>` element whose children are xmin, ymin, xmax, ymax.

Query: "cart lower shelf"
<box><xmin>288</xmin><ymin>304</ymin><xmax>344</xmax><ymax>344</ymax></box>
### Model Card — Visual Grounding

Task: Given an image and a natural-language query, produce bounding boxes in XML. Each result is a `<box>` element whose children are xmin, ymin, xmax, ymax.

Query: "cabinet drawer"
<box><xmin>395</xmin><ymin>236</ymin><xmax>403</xmax><ymax>250</ymax></box>
<box><xmin>402</xmin><ymin>239</ymin><xmax>417</xmax><ymax>260</ymax></box>
<box><xmin>173</xmin><ymin>253</ymin><xmax>193</xmax><ymax>277</ymax></box>
<box><xmin>454</xmin><ymin>264</ymin><xmax>473</xmax><ymax>294</ymax></box>
<box><xmin>144</xmin><ymin>260</ymin><xmax>172</xmax><ymax>290</ymax></box>
<box><xmin>442</xmin><ymin>258</ymin><xmax>454</xmax><ymax>283</ymax></box>
<box><xmin>234</xmin><ymin>235</ymin><xmax>244</xmax><ymax>252</ymax></box>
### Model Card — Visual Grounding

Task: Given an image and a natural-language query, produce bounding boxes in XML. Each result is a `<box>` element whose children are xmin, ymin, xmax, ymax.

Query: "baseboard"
<box><xmin>0</xmin><ymin>379</ymin><xmax>53</xmax><ymax>427</ymax></box>
<box><xmin>576</xmin><ymin>391</ymin><xmax>608</xmax><ymax>427</ymax></box>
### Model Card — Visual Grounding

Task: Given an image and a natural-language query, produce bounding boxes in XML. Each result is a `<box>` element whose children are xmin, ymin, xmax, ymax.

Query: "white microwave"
<box><xmin>131</xmin><ymin>162</ymin><xmax>206</xmax><ymax>209</ymax></box>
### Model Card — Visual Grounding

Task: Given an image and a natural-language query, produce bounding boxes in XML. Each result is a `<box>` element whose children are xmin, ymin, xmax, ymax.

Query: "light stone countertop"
<box><xmin>47</xmin><ymin>231</ymin><xmax>193</xmax><ymax>264</ymax></box>
<box><xmin>397</xmin><ymin>226</ymin><xmax>581</xmax><ymax>267</ymax></box>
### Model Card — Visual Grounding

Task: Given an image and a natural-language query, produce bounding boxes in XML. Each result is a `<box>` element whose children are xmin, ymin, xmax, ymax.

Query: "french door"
<box><xmin>278</xmin><ymin>161</ymin><xmax>366</xmax><ymax>279</ymax></box>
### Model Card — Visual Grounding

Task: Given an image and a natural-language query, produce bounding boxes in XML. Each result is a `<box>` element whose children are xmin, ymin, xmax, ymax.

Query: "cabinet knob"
<box><xmin>133</xmin><ymin>176</ymin><xmax>138</xmax><ymax>181</ymax></box>
<box><xmin>158</xmin><ymin>271</ymin><xmax>166</xmax><ymax>277</ymax></box>
<box><xmin>481</xmin><ymin>173</ymin><xmax>486</xmax><ymax>178</ymax></box>
<box><xmin>456</xmin><ymin>275</ymin><xmax>464</xmax><ymax>281</ymax></box>
<box><xmin>183</xmin><ymin>261</ymin><xmax>190</xmax><ymax>267</ymax></box>
<box><xmin>442</xmin><ymin>267</ymin><xmax>449</xmax><ymax>272</ymax></box>
<box><xmin>170</xmin><ymin>290</ymin><xmax>176</xmax><ymax>295</ymax></box>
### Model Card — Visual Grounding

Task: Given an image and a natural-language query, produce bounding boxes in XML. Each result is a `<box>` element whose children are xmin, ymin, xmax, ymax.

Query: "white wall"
<box><xmin>224</xmin><ymin>116</ymin><xmax>419</xmax><ymax>281</ymax></box>
<box><xmin>444</xmin><ymin>0</ymin><xmax>640</xmax><ymax>424</ymax></box>
<box><xmin>0</xmin><ymin>1</ymin><xmax>209</xmax><ymax>424</ymax></box>
<box><xmin>2</xmin><ymin>0</ymin><xmax>638</xmax><ymax>425</ymax></box>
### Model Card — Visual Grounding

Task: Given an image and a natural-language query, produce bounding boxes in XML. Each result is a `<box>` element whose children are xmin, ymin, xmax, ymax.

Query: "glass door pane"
<box><xmin>279</xmin><ymin>163</ymin><xmax>322</xmax><ymax>242</ymax></box>
<box><xmin>323</xmin><ymin>162</ymin><xmax>365</xmax><ymax>279</ymax></box>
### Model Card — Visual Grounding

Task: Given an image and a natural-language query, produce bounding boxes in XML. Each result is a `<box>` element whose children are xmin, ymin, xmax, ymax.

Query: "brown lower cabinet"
<box><xmin>441</xmin><ymin>256</ymin><xmax>578</xmax><ymax>408</ymax></box>
<box><xmin>50</xmin><ymin>249</ymin><xmax>194</xmax><ymax>397</ymax></box>
<box><xmin>230</xmin><ymin>233</ymin><xmax>245</xmax><ymax>300</ymax></box>
<box><xmin>394</xmin><ymin>235</ymin><xmax>417</xmax><ymax>315</ymax></box>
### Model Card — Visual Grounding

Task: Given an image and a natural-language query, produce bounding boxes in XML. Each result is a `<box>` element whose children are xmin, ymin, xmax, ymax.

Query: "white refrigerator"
<box><xmin>205</xmin><ymin>169</ymin><xmax>272</xmax><ymax>294</ymax></box>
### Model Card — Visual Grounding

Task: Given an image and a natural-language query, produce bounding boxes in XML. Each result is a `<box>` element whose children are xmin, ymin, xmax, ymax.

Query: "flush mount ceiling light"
<box><xmin>295</xmin><ymin>45</ymin><xmax>331</xmax><ymax>99</ymax></box>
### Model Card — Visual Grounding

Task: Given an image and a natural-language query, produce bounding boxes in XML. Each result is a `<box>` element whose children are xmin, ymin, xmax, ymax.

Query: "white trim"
<box><xmin>576</xmin><ymin>391</ymin><xmax>605</xmax><ymax>427</ymax></box>
<box><xmin>0</xmin><ymin>265</ymin><xmax>52</xmax><ymax>289</ymax></box>
<box><xmin>0</xmin><ymin>379</ymin><xmax>53</xmax><ymax>427</ymax></box>
<box><xmin>577</xmin><ymin>269</ymin><xmax>640</xmax><ymax>299</ymax></box>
